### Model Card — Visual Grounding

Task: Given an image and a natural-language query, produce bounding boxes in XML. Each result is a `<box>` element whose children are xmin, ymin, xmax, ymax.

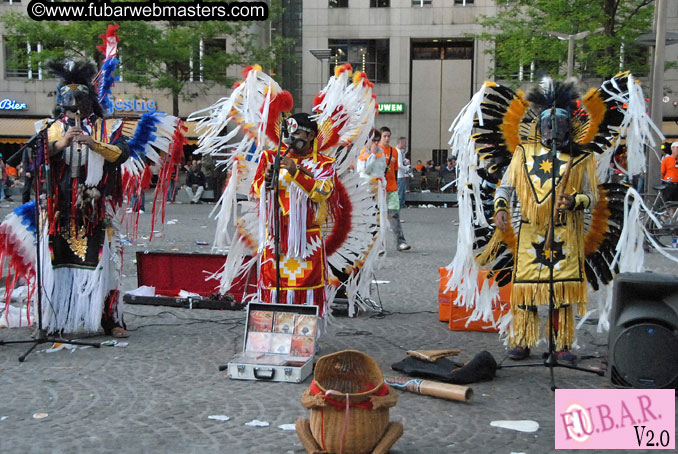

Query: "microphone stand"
<box><xmin>6</xmin><ymin>118</ymin><xmax>58</xmax><ymax>168</ymax></box>
<box><xmin>498</xmin><ymin>107</ymin><xmax>603</xmax><ymax>390</ymax></box>
<box><xmin>269</xmin><ymin>114</ymin><xmax>288</xmax><ymax>305</ymax></box>
<box><xmin>0</xmin><ymin>118</ymin><xmax>101</xmax><ymax>361</ymax></box>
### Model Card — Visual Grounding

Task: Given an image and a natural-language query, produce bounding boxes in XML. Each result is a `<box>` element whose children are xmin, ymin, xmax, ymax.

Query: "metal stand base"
<box><xmin>498</xmin><ymin>351</ymin><xmax>605</xmax><ymax>390</ymax></box>
<box><xmin>1</xmin><ymin>329</ymin><xmax>101</xmax><ymax>362</ymax></box>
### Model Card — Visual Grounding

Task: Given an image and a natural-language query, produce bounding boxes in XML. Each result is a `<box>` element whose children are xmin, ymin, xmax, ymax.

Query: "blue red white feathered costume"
<box><xmin>446</xmin><ymin>72</ymin><xmax>667</xmax><ymax>348</ymax></box>
<box><xmin>189</xmin><ymin>64</ymin><xmax>384</xmax><ymax>322</ymax></box>
<box><xmin>0</xmin><ymin>24</ymin><xmax>187</xmax><ymax>333</ymax></box>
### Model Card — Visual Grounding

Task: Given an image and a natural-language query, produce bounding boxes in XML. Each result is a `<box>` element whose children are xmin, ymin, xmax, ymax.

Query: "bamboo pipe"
<box><xmin>384</xmin><ymin>376</ymin><xmax>473</xmax><ymax>403</ymax></box>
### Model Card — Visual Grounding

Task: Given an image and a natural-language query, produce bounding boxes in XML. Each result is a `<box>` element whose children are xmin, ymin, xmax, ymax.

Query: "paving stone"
<box><xmin>0</xmin><ymin>202</ymin><xmax>674</xmax><ymax>453</ymax></box>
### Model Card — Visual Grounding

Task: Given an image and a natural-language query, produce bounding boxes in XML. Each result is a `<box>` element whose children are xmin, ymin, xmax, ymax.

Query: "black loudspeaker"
<box><xmin>608</xmin><ymin>272</ymin><xmax>678</xmax><ymax>388</ymax></box>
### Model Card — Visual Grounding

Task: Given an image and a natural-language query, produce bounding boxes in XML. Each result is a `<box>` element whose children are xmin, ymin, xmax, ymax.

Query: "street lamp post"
<box><xmin>310</xmin><ymin>49</ymin><xmax>332</xmax><ymax>93</ymax></box>
<box><xmin>634</xmin><ymin>0</ymin><xmax>678</xmax><ymax>192</ymax></box>
<box><xmin>546</xmin><ymin>29</ymin><xmax>601</xmax><ymax>79</ymax></box>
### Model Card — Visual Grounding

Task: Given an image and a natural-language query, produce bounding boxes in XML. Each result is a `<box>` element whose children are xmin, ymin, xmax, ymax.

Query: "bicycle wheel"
<box><xmin>644</xmin><ymin>202</ymin><xmax>678</xmax><ymax>248</ymax></box>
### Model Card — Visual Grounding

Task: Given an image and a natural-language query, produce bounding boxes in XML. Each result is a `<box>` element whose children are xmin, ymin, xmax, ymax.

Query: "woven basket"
<box><xmin>309</xmin><ymin>350</ymin><xmax>391</xmax><ymax>454</ymax></box>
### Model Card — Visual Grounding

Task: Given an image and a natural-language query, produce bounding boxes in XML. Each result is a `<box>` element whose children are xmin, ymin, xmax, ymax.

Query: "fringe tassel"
<box><xmin>287</xmin><ymin>185</ymin><xmax>308</xmax><ymax>258</ymax></box>
<box><xmin>211</xmin><ymin>158</ymin><xmax>241</xmax><ymax>249</ymax></box>
<box><xmin>510</xmin><ymin>306</ymin><xmax>576</xmax><ymax>350</ymax></box>
<box><xmin>511</xmin><ymin>281</ymin><xmax>587</xmax><ymax>310</ymax></box>
<box><xmin>509</xmin><ymin>307</ymin><xmax>540</xmax><ymax>348</ymax></box>
<box><xmin>40</xmin><ymin>231</ymin><xmax>113</xmax><ymax>334</ymax></box>
<box><xmin>259</xmin><ymin>287</ymin><xmax>327</xmax><ymax>317</ymax></box>
<box><xmin>546</xmin><ymin>307</ymin><xmax>575</xmax><ymax>352</ymax></box>
<box><xmin>510</xmin><ymin>146</ymin><xmax>594</xmax><ymax>228</ymax></box>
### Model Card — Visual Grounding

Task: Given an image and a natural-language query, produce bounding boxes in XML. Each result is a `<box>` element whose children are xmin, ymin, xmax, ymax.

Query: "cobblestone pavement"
<box><xmin>0</xmin><ymin>197</ymin><xmax>676</xmax><ymax>453</ymax></box>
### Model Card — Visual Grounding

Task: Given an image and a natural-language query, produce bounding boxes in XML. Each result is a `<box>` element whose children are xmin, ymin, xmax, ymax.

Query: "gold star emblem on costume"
<box><xmin>539</xmin><ymin>160</ymin><xmax>553</xmax><ymax>173</ymax></box>
<box><xmin>280</xmin><ymin>256</ymin><xmax>311</xmax><ymax>285</ymax></box>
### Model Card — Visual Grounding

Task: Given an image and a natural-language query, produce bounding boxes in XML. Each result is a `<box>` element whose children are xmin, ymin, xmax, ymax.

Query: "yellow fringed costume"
<box><xmin>447</xmin><ymin>72</ymin><xmax>659</xmax><ymax>358</ymax></box>
<box><xmin>491</xmin><ymin>143</ymin><xmax>598</xmax><ymax>350</ymax></box>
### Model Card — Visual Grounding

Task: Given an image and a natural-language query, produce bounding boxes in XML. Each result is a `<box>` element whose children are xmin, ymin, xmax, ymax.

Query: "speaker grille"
<box><xmin>612</xmin><ymin>323</ymin><xmax>678</xmax><ymax>388</ymax></box>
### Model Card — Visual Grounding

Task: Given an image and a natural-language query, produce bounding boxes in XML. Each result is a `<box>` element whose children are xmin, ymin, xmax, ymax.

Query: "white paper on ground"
<box><xmin>208</xmin><ymin>415</ymin><xmax>231</xmax><ymax>421</ymax></box>
<box><xmin>245</xmin><ymin>419</ymin><xmax>269</xmax><ymax>427</ymax></box>
<box><xmin>43</xmin><ymin>343</ymin><xmax>86</xmax><ymax>354</ymax></box>
<box><xmin>278</xmin><ymin>424</ymin><xmax>296</xmax><ymax>431</ymax></box>
<box><xmin>178</xmin><ymin>290</ymin><xmax>201</xmax><ymax>298</ymax></box>
<box><xmin>490</xmin><ymin>420</ymin><xmax>539</xmax><ymax>433</ymax></box>
<box><xmin>1</xmin><ymin>416</ymin><xmax>8</xmax><ymax>421</ymax></box>
<box><xmin>126</xmin><ymin>286</ymin><xmax>156</xmax><ymax>297</ymax></box>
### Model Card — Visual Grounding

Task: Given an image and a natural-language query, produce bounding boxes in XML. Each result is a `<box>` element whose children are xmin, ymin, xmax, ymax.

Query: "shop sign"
<box><xmin>106</xmin><ymin>95</ymin><xmax>157</xmax><ymax>114</ymax></box>
<box><xmin>378</xmin><ymin>102</ymin><xmax>405</xmax><ymax>114</ymax></box>
<box><xmin>0</xmin><ymin>99</ymin><xmax>27</xmax><ymax>110</ymax></box>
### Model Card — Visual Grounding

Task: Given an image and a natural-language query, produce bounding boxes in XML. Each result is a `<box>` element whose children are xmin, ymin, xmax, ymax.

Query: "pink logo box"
<box><xmin>555</xmin><ymin>389</ymin><xmax>675</xmax><ymax>450</ymax></box>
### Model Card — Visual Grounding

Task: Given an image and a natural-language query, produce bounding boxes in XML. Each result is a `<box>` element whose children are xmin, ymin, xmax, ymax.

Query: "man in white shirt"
<box><xmin>396</xmin><ymin>137</ymin><xmax>410</xmax><ymax>209</ymax></box>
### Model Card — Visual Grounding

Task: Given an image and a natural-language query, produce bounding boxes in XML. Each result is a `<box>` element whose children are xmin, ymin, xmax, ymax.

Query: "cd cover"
<box><xmin>273</xmin><ymin>312</ymin><xmax>296</xmax><ymax>334</ymax></box>
<box><xmin>248</xmin><ymin>310</ymin><xmax>274</xmax><ymax>332</ymax></box>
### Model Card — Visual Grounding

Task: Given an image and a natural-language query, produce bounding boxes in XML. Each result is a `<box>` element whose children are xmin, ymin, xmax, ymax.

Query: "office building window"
<box><xmin>3</xmin><ymin>37</ymin><xmax>46</xmax><ymax>79</ymax></box>
<box><xmin>454</xmin><ymin>0</ymin><xmax>474</xmax><ymax>4</ymax></box>
<box><xmin>370</xmin><ymin>0</ymin><xmax>389</xmax><ymax>6</ymax></box>
<box><xmin>329</xmin><ymin>39</ymin><xmax>389</xmax><ymax>84</ymax></box>
<box><xmin>329</xmin><ymin>0</ymin><xmax>348</xmax><ymax>7</ymax></box>
<box><xmin>412</xmin><ymin>0</ymin><xmax>432</xmax><ymax>5</ymax></box>
<box><xmin>412</xmin><ymin>40</ymin><xmax>473</xmax><ymax>60</ymax></box>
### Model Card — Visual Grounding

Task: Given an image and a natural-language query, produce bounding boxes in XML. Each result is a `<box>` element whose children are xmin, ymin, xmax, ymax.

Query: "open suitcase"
<box><xmin>227</xmin><ymin>302</ymin><xmax>318</xmax><ymax>383</ymax></box>
<box><xmin>123</xmin><ymin>251</ymin><xmax>256</xmax><ymax>310</ymax></box>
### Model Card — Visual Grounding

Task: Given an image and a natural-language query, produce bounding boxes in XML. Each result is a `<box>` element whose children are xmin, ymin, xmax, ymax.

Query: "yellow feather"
<box><xmin>584</xmin><ymin>187</ymin><xmax>611</xmax><ymax>256</ymax></box>
<box><xmin>580</xmin><ymin>88</ymin><xmax>606</xmax><ymax>145</ymax></box>
<box><xmin>499</xmin><ymin>93</ymin><xmax>530</xmax><ymax>154</ymax></box>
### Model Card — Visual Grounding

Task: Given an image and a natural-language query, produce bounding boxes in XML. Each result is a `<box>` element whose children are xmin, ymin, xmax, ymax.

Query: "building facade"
<box><xmin>301</xmin><ymin>0</ymin><xmax>495</xmax><ymax>165</ymax></box>
<box><xmin>0</xmin><ymin>0</ymin><xmax>676</xmax><ymax>168</ymax></box>
<box><xmin>0</xmin><ymin>2</ymin><xmax>263</xmax><ymax>159</ymax></box>
<box><xmin>300</xmin><ymin>0</ymin><xmax>678</xmax><ymax>165</ymax></box>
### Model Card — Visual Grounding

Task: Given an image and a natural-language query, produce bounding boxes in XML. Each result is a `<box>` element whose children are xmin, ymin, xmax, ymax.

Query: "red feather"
<box><xmin>313</xmin><ymin>93</ymin><xmax>326</xmax><ymax>113</ymax></box>
<box><xmin>264</xmin><ymin>90</ymin><xmax>294</xmax><ymax>144</ymax></box>
<box><xmin>241</xmin><ymin>65</ymin><xmax>256</xmax><ymax>79</ymax></box>
<box><xmin>96</xmin><ymin>24</ymin><xmax>119</xmax><ymax>56</ymax></box>
<box><xmin>324</xmin><ymin>178</ymin><xmax>352</xmax><ymax>258</ymax></box>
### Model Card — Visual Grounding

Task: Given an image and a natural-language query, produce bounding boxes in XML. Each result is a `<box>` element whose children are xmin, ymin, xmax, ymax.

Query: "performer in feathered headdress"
<box><xmin>40</xmin><ymin>59</ymin><xmax>132</xmax><ymax>337</ymax></box>
<box><xmin>446</xmin><ymin>72</ymin><xmax>663</xmax><ymax>362</ymax></box>
<box><xmin>0</xmin><ymin>24</ymin><xmax>187</xmax><ymax>336</ymax></box>
<box><xmin>190</xmin><ymin>64</ymin><xmax>381</xmax><ymax>325</ymax></box>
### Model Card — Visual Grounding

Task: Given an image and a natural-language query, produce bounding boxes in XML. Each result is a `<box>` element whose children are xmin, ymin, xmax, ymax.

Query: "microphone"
<box><xmin>281</xmin><ymin>115</ymin><xmax>291</xmax><ymax>149</ymax></box>
<box><xmin>75</xmin><ymin>110</ymin><xmax>82</xmax><ymax>152</ymax></box>
<box><xmin>267</xmin><ymin>115</ymin><xmax>290</xmax><ymax>190</ymax></box>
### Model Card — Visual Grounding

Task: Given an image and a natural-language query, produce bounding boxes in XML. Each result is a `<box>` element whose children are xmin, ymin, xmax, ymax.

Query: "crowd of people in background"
<box><xmin>5</xmin><ymin>139</ymin><xmax>678</xmax><ymax>208</ymax></box>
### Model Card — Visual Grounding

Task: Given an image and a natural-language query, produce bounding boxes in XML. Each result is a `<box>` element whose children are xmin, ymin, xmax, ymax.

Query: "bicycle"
<box><xmin>641</xmin><ymin>183</ymin><xmax>678</xmax><ymax>248</ymax></box>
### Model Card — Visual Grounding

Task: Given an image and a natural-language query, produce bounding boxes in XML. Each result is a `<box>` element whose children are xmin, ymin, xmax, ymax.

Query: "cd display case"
<box><xmin>227</xmin><ymin>302</ymin><xmax>318</xmax><ymax>383</ymax></box>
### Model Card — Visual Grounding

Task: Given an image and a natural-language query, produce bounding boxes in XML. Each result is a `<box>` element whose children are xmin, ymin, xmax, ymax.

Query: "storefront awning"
<box><xmin>0</xmin><ymin>118</ymin><xmax>41</xmax><ymax>143</ymax></box>
<box><xmin>0</xmin><ymin>117</ymin><xmax>202</xmax><ymax>143</ymax></box>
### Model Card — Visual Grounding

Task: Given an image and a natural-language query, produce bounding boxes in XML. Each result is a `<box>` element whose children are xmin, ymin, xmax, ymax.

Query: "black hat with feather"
<box><xmin>48</xmin><ymin>60</ymin><xmax>104</xmax><ymax>119</ymax></box>
<box><xmin>527</xmin><ymin>77</ymin><xmax>580</xmax><ymax>149</ymax></box>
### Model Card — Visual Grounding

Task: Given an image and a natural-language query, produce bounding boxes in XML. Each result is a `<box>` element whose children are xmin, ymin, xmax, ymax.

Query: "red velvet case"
<box><xmin>135</xmin><ymin>251</ymin><xmax>256</xmax><ymax>301</ymax></box>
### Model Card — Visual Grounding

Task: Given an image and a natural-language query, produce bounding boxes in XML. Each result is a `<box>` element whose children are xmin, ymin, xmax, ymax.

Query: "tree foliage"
<box><xmin>475</xmin><ymin>0</ymin><xmax>654</xmax><ymax>83</ymax></box>
<box><xmin>1</xmin><ymin>2</ymin><xmax>291</xmax><ymax>116</ymax></box>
